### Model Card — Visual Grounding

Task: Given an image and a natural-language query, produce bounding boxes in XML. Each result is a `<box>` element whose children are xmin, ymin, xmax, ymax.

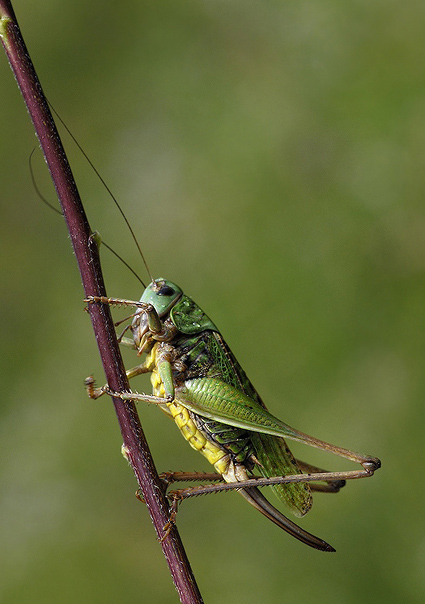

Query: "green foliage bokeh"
<box><xmin>1</xmin><ymin>1</ymin><xmax>424</xmax><ymax>603</ymax></box>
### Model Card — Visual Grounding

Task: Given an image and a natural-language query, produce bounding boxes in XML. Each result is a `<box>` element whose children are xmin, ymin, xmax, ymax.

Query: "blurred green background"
<box><xmin>1</xmin><ymin>1</ymin><xmax>424</xmax><ymax>602</ymax></box>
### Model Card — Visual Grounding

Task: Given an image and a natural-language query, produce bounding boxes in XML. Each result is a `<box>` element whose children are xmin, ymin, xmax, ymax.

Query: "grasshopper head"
<box><xmin>131</xmin><ymin>279</ymin><xmax>183</xmax><ymax>352</ymax></box>
<box><xmin>140</xmin><ymin>278</ymin><xmax>183</xmax><ymax>317</ymax></box>
<box><xmin>132</xmin><ymin>278</ymin><xmax>218</xmax><ymax>348</ymax></box>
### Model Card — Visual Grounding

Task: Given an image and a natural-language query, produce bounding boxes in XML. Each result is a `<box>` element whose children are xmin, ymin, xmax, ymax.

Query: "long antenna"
<box><xmin>30</xmin><ymin>148</ymin><xmax>146</xmax><ymax>288</ymax></box>
<box><xmin>49</xmin><ymin>102</ymin><xmax>154</xmax><ymax>284</ymax></box>
<box><xmin>97</xmin><ymin>239</ymin><xmax>146</xmax><ymax>288</ymax></box>
<box><xmin>29</xmin><ymin>148</ymin><xmax>61</xmax><ymax>215</ymax></box>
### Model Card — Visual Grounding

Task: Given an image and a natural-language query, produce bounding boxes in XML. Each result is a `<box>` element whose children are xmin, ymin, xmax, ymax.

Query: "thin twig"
<box><xmin>0</xmin><ymin>3</ymin><xmax>203</xmax><ymax>602</ymax></box>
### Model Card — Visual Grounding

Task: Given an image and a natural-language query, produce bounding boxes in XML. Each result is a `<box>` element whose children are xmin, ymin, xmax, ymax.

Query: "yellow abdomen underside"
<box><xmin>145</xmin><ymin>345</ymin><xmax>229</xmax><ymax>475</ymax></box>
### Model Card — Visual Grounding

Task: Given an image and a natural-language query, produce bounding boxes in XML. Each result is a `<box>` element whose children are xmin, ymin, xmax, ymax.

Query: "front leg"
<box><xmin>85</xmin><ymin>295</ymin><xmax>163</xmax><ymax>337</ymax></box>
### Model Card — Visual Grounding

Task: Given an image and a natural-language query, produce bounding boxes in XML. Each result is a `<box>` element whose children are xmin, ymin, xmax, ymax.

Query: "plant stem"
<box><xmin>0</xmin><ymin>2</ymin><xmax>203</xmax><ymax>602</ymax></box>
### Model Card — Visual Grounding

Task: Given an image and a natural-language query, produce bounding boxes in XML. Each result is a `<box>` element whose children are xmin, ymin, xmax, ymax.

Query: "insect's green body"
<box><xmin>89</xmin><ymin>278</ymin><xmax>380</xmax><ymax>551</ymax></box>
<box><xmin>131</xmin><ymin>279</ymin><xmax>327</xmax><ymax>549</ymax></box>
<box><xmin>143</xmin><ymin>320</ymin><xmax>312</xmax><ymax>512</ymax></box>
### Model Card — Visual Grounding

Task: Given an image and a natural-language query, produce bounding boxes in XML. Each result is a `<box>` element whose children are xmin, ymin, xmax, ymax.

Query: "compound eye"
<box><xmin>157</xmin><ymin>285</ymin><xmax>175</xmax><ymax>297</ymax></box>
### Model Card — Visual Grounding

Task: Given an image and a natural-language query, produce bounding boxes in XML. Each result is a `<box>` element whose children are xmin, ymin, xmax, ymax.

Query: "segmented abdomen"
<box><xmin>145</xmin><ymin>344</ymin><xmax>254</xmax><ymax>477</ymax></box>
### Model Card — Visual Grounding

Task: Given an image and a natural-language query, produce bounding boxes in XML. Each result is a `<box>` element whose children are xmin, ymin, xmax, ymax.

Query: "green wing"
<box><xmin>177</xmin><ymin>376</ymin><xmax>312</xmax><ymax>517</ymax></box>
<box><xmin>251</xmin><ymin>433</ymin><xmax>312</xmax><ymax>517</ymax></box>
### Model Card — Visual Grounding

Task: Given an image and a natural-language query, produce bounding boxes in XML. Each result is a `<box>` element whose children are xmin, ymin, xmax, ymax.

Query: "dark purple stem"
<box><xmin>0</xmin><ymin>3</ymin><xmax>203</xmax><ymax>603</ymax></box>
